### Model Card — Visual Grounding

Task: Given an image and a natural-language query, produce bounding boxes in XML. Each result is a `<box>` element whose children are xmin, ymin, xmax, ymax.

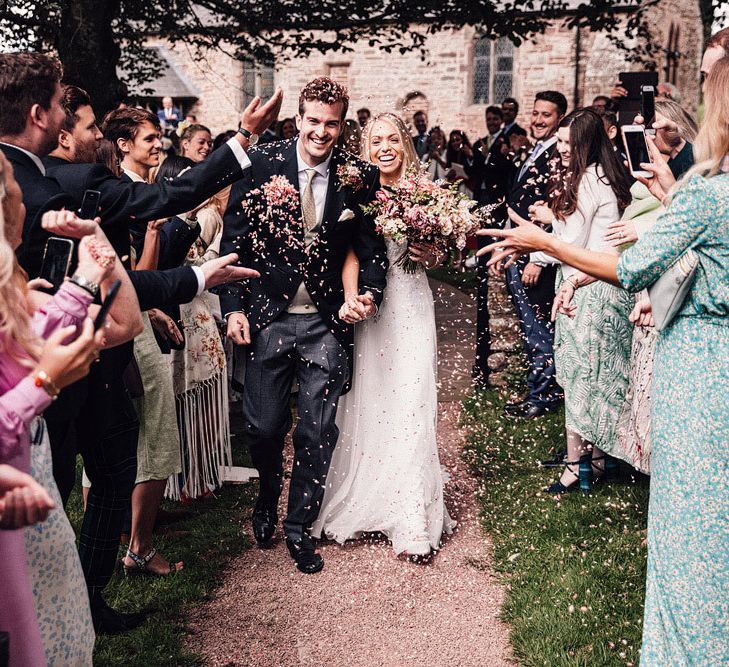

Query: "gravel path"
<box><xmin>185</xmin><ymin>280</ymin><xmax>513</xmax><ymax>666</ymax></box>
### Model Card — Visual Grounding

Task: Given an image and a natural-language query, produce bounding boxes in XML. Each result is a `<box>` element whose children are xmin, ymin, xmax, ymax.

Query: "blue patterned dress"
<box><xmin>616</xmin><ymin>174</ymin><xmax>729</xmax><ymax>666</ymax></box>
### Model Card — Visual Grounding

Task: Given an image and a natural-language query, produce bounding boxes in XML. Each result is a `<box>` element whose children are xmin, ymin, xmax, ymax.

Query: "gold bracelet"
<box><xmin>34</xmin><ymin>370</ymin><xmax>60</xmax><ymax>400</ymax></box>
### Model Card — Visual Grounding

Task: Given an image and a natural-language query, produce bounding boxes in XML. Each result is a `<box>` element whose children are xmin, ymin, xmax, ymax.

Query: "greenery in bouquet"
<box><xmin>362</xmin><ymin>167</ymin><xmax>483</xmax><ymax>273</ymax></box>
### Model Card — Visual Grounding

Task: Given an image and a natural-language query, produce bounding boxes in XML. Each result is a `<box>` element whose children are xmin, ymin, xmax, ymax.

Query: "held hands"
<box><xmin>227</xmin><ymin>312</ymin><xmax>251</xmax><ymax>346</ymax></box>
<box><xmin>0</xmin><ymin>465</ymin><xmax>55</xmax><ymax>530</ymax></box>
<box><xmin>239</xmin><ymin>88</ymin><xmax>284</xmax><ymax>136</ymax></box>
<box><xmin>149</xmin><ymin>309</ymin><xmax>183</xmax><ymax>346</ymax></box>
<box><xmin>339</xmin><ymin>292</ymin><xmax>376</xmax><ymax>324</ymax></box>
<box><xmin>35</xmin><ymin>318</ymin><xmax>105</xmax><ymax>390</ymax></box>
<box><xmin>605</xmin><ymin>219</ymin><xmax>638</xmax><ymax>247</ymax></box>
<box><xmin>200</xmin><ymin>253</ymin><xmax>260</xmax><ymax>290</ymax></box>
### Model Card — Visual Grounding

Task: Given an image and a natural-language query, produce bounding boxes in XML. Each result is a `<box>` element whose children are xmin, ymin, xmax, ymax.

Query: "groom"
<box><xmin>222</xmin><ymin>77</ymin><xmax>388</xmax><ymax>573</ymax></box>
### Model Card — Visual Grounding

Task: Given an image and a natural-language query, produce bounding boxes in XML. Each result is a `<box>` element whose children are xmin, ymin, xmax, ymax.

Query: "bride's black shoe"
<box><xmin>544</xmin><ymin>454</ymin><xmax>592</xmax><ymax>494</ymax></box>
<box><xmin>286</xmin><ymin>535</ymin><xmax>324</xmax><ymax>574</ymax></box>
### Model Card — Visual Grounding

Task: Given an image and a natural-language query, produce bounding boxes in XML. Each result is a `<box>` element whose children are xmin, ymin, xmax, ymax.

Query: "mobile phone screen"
<box><xmin>39</xmin><ymin>237</ymin><xmax>74</xmax><ymax>289</ymax></box>
<box><xmin>79</xmin><ymin>189</ymin><xmax>101</xmax><ymax>220</ymax></box>
<box><xmin>641</xmin><ymin>86</ymin><xmax>656</xmax><ymax>129</ymax></box>
<box><xmin>623</xmin><ymin>130</ymin><xmax>650</xmax><ymax>174</ymax></box>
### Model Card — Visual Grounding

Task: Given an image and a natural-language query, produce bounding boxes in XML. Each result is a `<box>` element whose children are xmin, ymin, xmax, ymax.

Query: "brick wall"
<box><xmin>152</xmin><ymin>1</ymin><xmax>702</xmax><ymax>138</ymax></box>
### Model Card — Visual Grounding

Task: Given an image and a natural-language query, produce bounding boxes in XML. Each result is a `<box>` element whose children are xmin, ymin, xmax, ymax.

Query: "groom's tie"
<box><xmin>302</xmin><ymin>168</ymin><xmax>319</xmax><ymax>246</ymax></box>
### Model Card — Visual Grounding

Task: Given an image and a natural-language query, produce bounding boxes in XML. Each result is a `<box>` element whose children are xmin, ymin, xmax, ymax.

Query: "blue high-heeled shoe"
<box><xmin>544</xmin><ymin>453</ymin><xmax>593</xmax><ymax>494</ymax></box>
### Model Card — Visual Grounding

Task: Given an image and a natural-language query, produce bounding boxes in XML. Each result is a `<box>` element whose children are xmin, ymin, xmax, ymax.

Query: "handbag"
<box><xmin>648</xmin><ymin>249</ymin><xmax>699</xmax><ymax>331</ymax></box>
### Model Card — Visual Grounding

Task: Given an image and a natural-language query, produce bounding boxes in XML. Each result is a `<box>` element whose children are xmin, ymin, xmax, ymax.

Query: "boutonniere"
<box><xmin>336</xmin><ymin>163</ymin><xmax>365</xmax><ymax>192</ymax></box>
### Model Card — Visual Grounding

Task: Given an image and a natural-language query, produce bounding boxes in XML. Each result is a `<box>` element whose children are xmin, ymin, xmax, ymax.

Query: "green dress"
<box><xmin>616</xmin><ymin>174</ymin><xmax>729</xmax><ymax>666</ymax></box>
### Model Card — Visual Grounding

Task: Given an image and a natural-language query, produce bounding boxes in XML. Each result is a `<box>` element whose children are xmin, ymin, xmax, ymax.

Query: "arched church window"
<box><xmin>473</xmin><ymin>36</ymin><xmax>514</xmax><ymax>105</ymax></box>
<box><xmin>242</xmin><ymin>58</ymin><xmax>275</xmax><ymax>107</ymax></box>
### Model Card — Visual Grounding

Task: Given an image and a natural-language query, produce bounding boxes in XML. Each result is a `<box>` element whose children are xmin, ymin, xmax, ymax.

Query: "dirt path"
<box><xmin>185</xmin><ymin>280</ymin><xmax>513</xmax><ymax>667</ymax></box>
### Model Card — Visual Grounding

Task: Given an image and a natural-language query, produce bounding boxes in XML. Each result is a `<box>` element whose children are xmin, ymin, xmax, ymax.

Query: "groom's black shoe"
<box><xmin>286</xmin><ymin>534</ymin><xmax>324</xmax><ymax>574</ymax></box>
<box><xmin>252</xmin><ymin>507</ymin><xmax>277</xmax><ymax>546</ymax></box>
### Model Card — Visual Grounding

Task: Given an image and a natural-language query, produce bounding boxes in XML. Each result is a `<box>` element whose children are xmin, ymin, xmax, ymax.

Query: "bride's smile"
<box><xmin>368</xmin><ymin>119</ymin><xmax>405</xmax><ymax>179</ymax></box>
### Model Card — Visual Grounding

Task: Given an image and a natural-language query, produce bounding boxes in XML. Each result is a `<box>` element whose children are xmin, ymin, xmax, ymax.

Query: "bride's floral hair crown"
<box><xmin>298</xmin><ymin>77</ymin><xmax>349</xmax><ymax>121</ymax></box>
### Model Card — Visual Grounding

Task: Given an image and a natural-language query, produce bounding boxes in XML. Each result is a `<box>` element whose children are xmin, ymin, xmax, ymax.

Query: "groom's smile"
<box><xmin>296</xmin><ymin>99</ymin><xmax>343</xmax><ymax>166</ymax></box>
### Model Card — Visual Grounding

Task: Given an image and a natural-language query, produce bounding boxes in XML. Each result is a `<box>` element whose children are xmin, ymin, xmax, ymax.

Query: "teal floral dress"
<box><xmin>616</xmin><ymin>174</ymin><xmax>729</xmax><ymax>666</ymax></box>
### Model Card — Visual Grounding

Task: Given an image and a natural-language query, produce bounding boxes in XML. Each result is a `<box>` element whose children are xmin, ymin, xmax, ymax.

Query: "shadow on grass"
<box><xmin>66</xmin><ymin>419</ymin><xmax>257</xmax><ymax>666</ymax></box>
<box><xmin>461</xmin><ymin>389</ymin><xmax>649</xmax><ymax>667</ymax></box>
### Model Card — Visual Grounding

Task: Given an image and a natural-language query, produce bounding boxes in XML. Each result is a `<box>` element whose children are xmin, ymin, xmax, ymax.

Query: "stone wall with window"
<box><xmin>144</xmin><ymin>0</ymin><xmax>700</xmax><ymax>139</ymax></box>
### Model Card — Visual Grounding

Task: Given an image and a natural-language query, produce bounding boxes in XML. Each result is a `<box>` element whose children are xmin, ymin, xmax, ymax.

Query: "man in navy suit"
<box><xmin>500</xmin><ymin>91</ymin><xmax>567</xmax><ymax>419</ymax></box>
<box><xmin>157</xmin><ymin>95</ymin><xmax>182</xmax><ymax>128</ymax></box>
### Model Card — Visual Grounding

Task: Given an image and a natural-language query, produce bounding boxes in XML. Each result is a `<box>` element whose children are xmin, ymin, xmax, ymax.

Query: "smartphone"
<box><xmin>621</xmin><ymin>125</ymin><xmax>652</xmax><ymax>179</ymax></box>
<box><xmin>39</xmin><ymin>237</ymin><xmax>74</xmax><ymax>289</ymax></box>
<box><xmin>78</xmin><ymin>189</ymin><xmax>101</xmax><ymax>220</ymax></box>
<box><xmin>641</xmin><ymin>85</ymin><xmax>656</xmax><ymax>133</ymax></box>
<box><xmin>93</xmin><ymin>279</ymin><xmax>121</xmax><ymax>330</ymax></box>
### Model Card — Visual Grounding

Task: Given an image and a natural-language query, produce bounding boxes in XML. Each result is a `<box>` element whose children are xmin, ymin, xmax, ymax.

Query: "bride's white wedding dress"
<box><xmin>312</xmin><ymin>239</ymin><xmax>455</xmax><ymax>555</ymax></box>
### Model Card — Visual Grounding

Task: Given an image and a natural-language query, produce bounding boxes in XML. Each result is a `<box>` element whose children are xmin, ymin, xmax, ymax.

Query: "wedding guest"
<box><xmin>591</xmin><ymin>94</ymin><xmax>612</xmax><ymax>111</ymax></box>
<box><xmin>279</xmin><ymin>117</ymin><xmax>297</xmax><ymax>140</ymax></box>
<box><xmin>501</xmin><ymin>90</ymin><xmax>567</xmax><ymax>419</ymax></box>
<box><xmin>157</xmin><ymin>96</ymin><xmax>181</xmax><ymax>129</ymax></box>
<box><xmin>604</xmin><ymin>101</ymin><xmax>698</xmax><ymax>474</ymax></box>
<box><xmin>0</xmin><ymin>151</ymin><xmax>137</xmax><ymax>664</ymax></box>
<box><xmin>523</xmin><ymin>108</ymin><xmax>633</xmax><ymax>491</ymax></box>
<box><xmin>169</xmin><ymin>178</ymin><xmax>232</xmax><ymax>503</ymax></box>
<box><xmin>412</xmin><ymin>110</ymin><xmax>430</xmax><ymax>159</ymax></box>
<box><xmin>314</xmin><ymin>112</ymin><xmax>453</xmax><ymax>557</ymax></box>
<box><xmin>653</xmin><ymin>99</ymin><xmax>697</xmax><ymax>178</ymax></box>
<box><xmin>656</xmin><ymin>81</ymin><xmax>681</xmax><ymax>103</ymax></box>
<box><xmin>357</xmin><ymin>107</ymin><xmax>371</xmax><ymax>128</ymax></box>
<box><xmin>479</xmin><ymin>56</ymin><xmax>729</xmax><ymax>664</ymax></box>
<box><xmin>425</xmin><ymin>126</ymin><xmax>448</xmax><ymax>180</ymax></box>
<box><xmin>500</xmin><ymin>97</ymin><xmax>528</xmax><ymax>140</ymax></box>
<box><xmin>96</xmin><ymin>138</ymin><xmax>120</xmax><ymax>176</ymax></box>
<box><xmin>179</xmin><ymin>123</ymin><xmax>213</xmax><ymax>162</ymax></box>
<box><xmin>337</xmin><ymin>118</ymin><xmax>362</xmax><ymax>154</ymax></box>
<box><xmin>212</xmin><ymin>129</ymin><xmax>237</xmax><ymax>151</ymax></box>
<box><xmin>107</xmin><ymin>109</ymin><xmax>187</xmax><ymax>577</ymax></box>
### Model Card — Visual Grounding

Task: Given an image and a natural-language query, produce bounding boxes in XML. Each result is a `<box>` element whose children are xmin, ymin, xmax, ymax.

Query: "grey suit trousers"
<box><xmin>241</xmin><ymin>312</ymin><xmax>348</xmax><ymax>539</ymax></box>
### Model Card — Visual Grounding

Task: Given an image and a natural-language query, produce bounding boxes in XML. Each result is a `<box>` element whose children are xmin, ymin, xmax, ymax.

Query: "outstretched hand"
<box><xmin>475</xmin><ymin>223</ymin><xmax>552</xmax><ymax>268</ymax></box>
<box><xmin>240</xmin><ymin>88</ymin><xmax>284</xmax><ymax>137</ymax></box>
<box><xmin>42</xmin><ymin>210</ymin><xmax>98</xmax><ymax>238</ymax></box>
<box><xmin>200</xmin><ymin>253</ymin><xmax>260</xmax><ymax>289</ymax></box>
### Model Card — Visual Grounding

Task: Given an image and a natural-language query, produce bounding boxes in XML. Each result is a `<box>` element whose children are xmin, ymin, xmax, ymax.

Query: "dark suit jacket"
<box><xmin>1</xmin><ymin>145</ymin><xmax>77</xmax><ymax>278</ymax></box>
<box><xmin>220</xmin><ymin>139</ymin><xmax>388</xmax><ymax>368</ymax></box>
<box><xmin>470</xmin><ymin>134</ymin><xmax>518</xmax><ymax>208</ymax></box>
<box><xmin>43</xmin><ymin>146</ymin><xmax>241</xmax><ymax>256</ymax></box>
<box><xmin>507</xmin><ymin>140</ymin><xmax>558</xmax><ymax>219</ymax></box>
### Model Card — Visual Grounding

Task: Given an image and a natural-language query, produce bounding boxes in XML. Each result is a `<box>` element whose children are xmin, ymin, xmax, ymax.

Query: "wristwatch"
<box><xmin>183</xmin><ymin>215</ymin><xmax>198</xmax><ymax>228</ymax></box>
<box><xmin>69</xmin><ymin>272</ymin><xmax>100</xmax><ymax>297</ymax></box>
<box><xmin>238</xmin><ymin>127</ymin><xmax>259</xmax><ymax>146</ymax></box>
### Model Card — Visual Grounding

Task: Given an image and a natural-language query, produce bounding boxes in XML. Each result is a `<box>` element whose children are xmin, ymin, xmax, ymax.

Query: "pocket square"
<box><xmin>338</xmin><ymin>208</ymin><xmax>355</xmax><ymax>222</ymax></box>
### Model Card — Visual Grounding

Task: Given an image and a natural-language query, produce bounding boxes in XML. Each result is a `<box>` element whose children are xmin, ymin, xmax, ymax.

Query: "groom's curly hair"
<box><xmin>298</xmin><ymin>77</ymin><xmax>349</xmax><ymax>121</ymax></box>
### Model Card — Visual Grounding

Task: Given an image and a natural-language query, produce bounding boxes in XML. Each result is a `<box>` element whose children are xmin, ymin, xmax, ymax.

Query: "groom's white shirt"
<box><xmin>296</xmin><ymin>139</ymin><xmax>331</xmax><ymax>226</ymax></box>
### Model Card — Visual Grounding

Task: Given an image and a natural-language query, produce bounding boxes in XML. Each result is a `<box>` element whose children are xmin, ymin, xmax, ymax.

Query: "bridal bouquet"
<box><xmin>361</xmin><ymin>167</ymin><xmax>481</xmax><ymax>273</ymax></box>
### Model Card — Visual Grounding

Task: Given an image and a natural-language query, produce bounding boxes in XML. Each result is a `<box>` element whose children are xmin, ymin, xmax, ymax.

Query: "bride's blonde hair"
<box><xmin>360</xmin><ymin>113</ymin><xmax>419</xmax><ymax>177</ymax></box>
<box><xmin>682</xmin><ymin>56</ymin><xmax>729</xmax><ymax>181</ymax></box>
<box><xmin>0</xmin><ymin>156</ymin><xmax>41</xmax><ymax>367</ymax></box>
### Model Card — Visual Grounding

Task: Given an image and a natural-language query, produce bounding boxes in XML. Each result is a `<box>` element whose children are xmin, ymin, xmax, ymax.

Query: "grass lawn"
<box><xmin>66</xmin><ymin>421</ymin><xmax>256</xmax><ymax>666</ymax></box>
<box><xmin>461</xmin><ymin>388</ymin><xmax>650</xmax><ymax>667</ymax></box>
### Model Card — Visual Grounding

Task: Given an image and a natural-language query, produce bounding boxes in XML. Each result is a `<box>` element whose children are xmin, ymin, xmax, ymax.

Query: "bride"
<box><xmin>312</xmin><ymin>112</ymin><xmax>455</xmax><ymax>556</ymax></box>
